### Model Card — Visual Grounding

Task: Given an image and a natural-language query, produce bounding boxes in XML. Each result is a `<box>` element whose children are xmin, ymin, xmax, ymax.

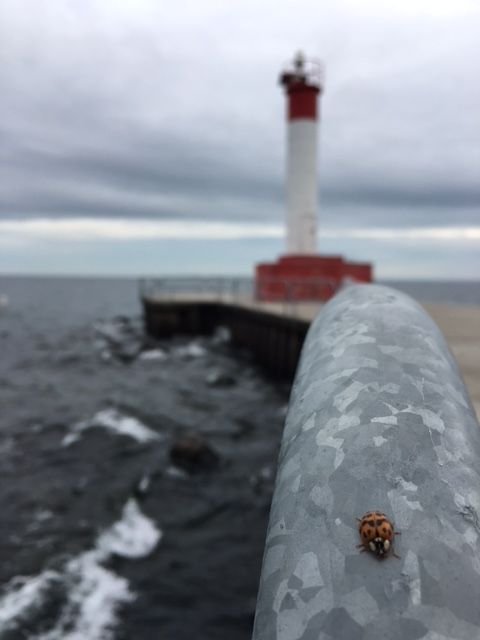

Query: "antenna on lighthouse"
<box><xmin>294</xmin><ymin>50</ymin><xmax>304</xmax><ymax>72</ymax></box>
<box><xmin>280</xmin><ymin>51</ymin><xmax>324</xmax><ymax>92</ymax></box>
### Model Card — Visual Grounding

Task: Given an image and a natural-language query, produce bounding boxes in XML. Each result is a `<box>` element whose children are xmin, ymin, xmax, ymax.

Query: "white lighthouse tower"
<box><xmin>255</xmin><ymin>52</ymin><xmax>372</xmax><ymax>301</ymax></box>
<box><xmin>280</xmin><ymin>52</ymin><xmax>323</xmax><ymax>254</ymax></box>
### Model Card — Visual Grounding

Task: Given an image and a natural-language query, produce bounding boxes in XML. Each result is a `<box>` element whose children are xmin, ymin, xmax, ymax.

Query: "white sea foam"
<box><xmin>0</xmin><ymin>571</ymin><xmax>59</xmax><ymax>633</ymax></box>
<box><xmin>63</xmin><ymin>408</ymin><xmax>159</xmax><ymax>446</ymax></box>
<box><xmin>0</xmin><ymin>499</ymin><xmax>161</xmax><ymax>639</ymax></box>
<box><xmin>166</xmin><ymin>465</ymin><xmax>188</xmax><ymax>479</ymax></box>
<box><xmin>139</xmin><ymin>348</ymin><xmax>167</xmax><ymax>361</ymax></box>
<box><xmin>27</xmin><ymin>509</ymin><xmax>55</xmax><ymax>533</ymax></box>
<box><xmin>174</xmin><ymin>342</ymin><xmax>207</xmax><ymax>358</ymax></box>
<box><xmin>36</xmin><ymin>551</ymin><xmax>134</xmax><ymax>640</ymax></box>
<box><xmin>97</xmin><ymin>498</ymin><xmax>162</xmax><ymax>559</ymax></box>
<box><xmin>138</xmin><ymin>475</ymin><xmax>151</xmax><ymax>493</ymax></box>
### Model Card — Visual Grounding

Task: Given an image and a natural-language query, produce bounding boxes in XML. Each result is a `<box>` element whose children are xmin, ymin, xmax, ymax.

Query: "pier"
<box><xmin>141</xmin><ymin>279</ymin><xmax>480</xmax><ymax>417</ymax></box>
<box><xmin>141</xmin><ymin>287</ymin><xmax>316</xmax><ymax>382</ymax></box>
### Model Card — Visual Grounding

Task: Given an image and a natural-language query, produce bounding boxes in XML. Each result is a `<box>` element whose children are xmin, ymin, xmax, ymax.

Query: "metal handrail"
<box><xmin>252</xmin><ymin>284</ymin><xmax>480</xmax><ymax>639</ymax></box>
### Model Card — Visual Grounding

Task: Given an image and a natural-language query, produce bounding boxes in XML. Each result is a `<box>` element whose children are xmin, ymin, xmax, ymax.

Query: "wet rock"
<box><xmin>169</xmin><ymin>434</ymin><xmax>220</xmax><ymax>473</ymax></box>
<box><xmin>249</xmin><ymin>465</ymin><xmax>275</xmax><ymax>494</ymax></box>
<box><xmin>211</xmin><ymin>326</ymin><xmax>231</xmax><ymax>345</ymax></box>
<box><xmin>205</xmin><ymin>369</ymin><xmax>236</xmax><ymax>388</ymax></box>
<box><xmin>232</xmin><ymin>416</ymin><xmax>255</xmax><ymax>439</ymax></box>
<box><xmin>94</xmin><ymin>317</ymin><xmax>143</xmax><ymax>363</ymax></box>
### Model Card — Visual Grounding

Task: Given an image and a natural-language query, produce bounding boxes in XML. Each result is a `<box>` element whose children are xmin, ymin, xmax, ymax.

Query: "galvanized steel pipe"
<box><xmin>253</xmin><ymin>284</ymin><xmax>480</xmax><ymax>640</ymax></box>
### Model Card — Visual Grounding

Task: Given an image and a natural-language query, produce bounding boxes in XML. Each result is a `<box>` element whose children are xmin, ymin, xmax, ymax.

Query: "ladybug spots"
<box><xmin>360</xmin><ymin>525</ymin><xmax>375</xmax><ymax>540</ymax></box>
<box><xmin>381</xmin><ymin>525</ymin><xmax>393</xmax><ymax>539</ymax></box>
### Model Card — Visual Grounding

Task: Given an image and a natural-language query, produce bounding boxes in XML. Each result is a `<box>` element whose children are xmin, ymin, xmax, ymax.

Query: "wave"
<box><xmin>172</xmin><ymin>341</ymin><xmax>207</xmax><ymax>358</ymax></box>
<box><xmin>139</xmin><ymin>348</ymin><xmax>167</xmax><ymax>361</ymax></box>
<box><xmin>63</xmin><ymin>408</ymin><xmax>160</xmax><ymax>446</ymax></box>
<box><xmin>0</xmin><ymin>498</ymin><xmax>161</xmax><ymax>639</ymax></box>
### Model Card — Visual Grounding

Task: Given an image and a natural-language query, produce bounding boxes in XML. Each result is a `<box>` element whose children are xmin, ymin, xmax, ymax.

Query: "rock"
<box><xmin>94</xmin><ymin>317</ymin><xmax>143</xmax><ymax>363</ymax></box>
<box><xmin>249</xmin><ymin>465</ymin><xmax>274</xmax><ymax>494</ymax></box>
<box><xmin>169</xmin><ymin>434</ymin><xmax>220</xmax><ymax>473</ymax></box>
<box><xmin>211</xmin><ymin>326</ymin><xmax>231</xmax><ymax>345</ymax></box>
<box><xmin>205</xmin><ymin>369</ymin><xmax>236</xmax><ymax>388</ymax></box>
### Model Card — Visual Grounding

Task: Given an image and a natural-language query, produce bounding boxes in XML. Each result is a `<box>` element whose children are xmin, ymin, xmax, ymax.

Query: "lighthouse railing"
<box><xmin>138</xmin><ymin>276</ymin><xmax>253</xmax><ymax>301</ymax></box>
<box><xmin>139</xmin><ymin>276</ymin><xmax>339</xmax><ymax>315</ymax></box>
<box><xmin>252</xmin><ymin>283</ymin><xmax>480</xmax><ymax>639</ymax></box>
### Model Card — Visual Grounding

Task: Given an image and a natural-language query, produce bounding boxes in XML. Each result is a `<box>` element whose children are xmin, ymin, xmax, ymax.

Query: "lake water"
<box><xmin>0</xmin><ymin>275</ymin><xmax>478</xmax><ymax>639</ymax></box>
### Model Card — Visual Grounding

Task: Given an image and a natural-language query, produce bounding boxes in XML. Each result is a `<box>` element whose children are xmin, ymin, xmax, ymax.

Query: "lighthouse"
<box><xmin>255</xmin><ymin>52</ymin><xmax>373</xmax><ymax>302</ymax></box>
<box><xmin>280</xmin><ymin>51</ymin><xmax>323</xmax><ymax>254</ymax></box>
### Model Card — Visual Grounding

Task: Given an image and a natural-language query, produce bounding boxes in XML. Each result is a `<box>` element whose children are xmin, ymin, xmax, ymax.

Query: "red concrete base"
<box><xmin>255</xmin><ymin>254</ymin><xmax>373</xmax><ymax>301</ymax></box>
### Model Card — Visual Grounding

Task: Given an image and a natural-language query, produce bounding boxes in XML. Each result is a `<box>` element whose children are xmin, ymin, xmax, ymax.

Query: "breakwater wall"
<box><xmin>142</xmin><ymin>299</ymin><xmax>309</xmax><ymax>381</ymax></box>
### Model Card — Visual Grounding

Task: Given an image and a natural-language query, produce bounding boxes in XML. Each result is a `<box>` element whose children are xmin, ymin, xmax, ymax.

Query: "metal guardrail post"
<box><xmin>252</xmin><ymin>283</ymin><xmax>480</xmax><ymax>640</ymax></box>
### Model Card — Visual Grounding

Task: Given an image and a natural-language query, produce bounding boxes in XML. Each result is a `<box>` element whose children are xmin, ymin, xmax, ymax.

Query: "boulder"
<box><xmin>169</xmin><ymin>434</ymin><xmax>220</xmax><ymax>473</ymax></box>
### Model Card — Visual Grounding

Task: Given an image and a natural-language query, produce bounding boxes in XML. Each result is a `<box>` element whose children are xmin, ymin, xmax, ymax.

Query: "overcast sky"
<box><xmin>1</xmin><ymin>0</ymin><xmax>479</xmax><ymax>278</ymax></box>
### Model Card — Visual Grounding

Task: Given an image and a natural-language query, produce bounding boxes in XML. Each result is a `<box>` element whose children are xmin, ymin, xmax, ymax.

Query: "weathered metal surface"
<box><xmin>252</xmin><ymin>284</ymin><xmax>480</xmax><ymax>640</ymax></box>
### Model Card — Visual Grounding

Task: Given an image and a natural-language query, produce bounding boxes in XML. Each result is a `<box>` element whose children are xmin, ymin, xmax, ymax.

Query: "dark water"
<box><xmin>0</xmin><ymin>277</ymin><xmax>288</xmax><ymax>640</ymax></box>
<box><xmin>381</xmin><ymin>279</ymin><xmax>480</xmax><ymax>307</ymax></box>
<box><xmin>0</xmin><ymin>276</ymin><xmax>478</xmax><ymax>639</ymax></box>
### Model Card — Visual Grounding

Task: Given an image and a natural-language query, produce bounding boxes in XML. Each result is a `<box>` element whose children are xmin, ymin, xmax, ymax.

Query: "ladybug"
<box><xmin>356</xmin><ymin>511</ymin><xmax>400</xmax><ymax>559</ymax></box>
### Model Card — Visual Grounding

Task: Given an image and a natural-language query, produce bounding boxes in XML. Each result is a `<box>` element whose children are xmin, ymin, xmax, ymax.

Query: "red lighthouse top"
<box><xmin>279</xmin><ymin>52</ymin><xmax>324</xmax><ymax>121</ymax></box>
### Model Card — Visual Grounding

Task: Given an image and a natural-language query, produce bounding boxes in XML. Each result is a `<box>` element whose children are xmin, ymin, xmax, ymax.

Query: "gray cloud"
<box><xmin>1</xmin><ymin>0</ymin><xmax>479</xmax><ymax>233</ymax></box>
